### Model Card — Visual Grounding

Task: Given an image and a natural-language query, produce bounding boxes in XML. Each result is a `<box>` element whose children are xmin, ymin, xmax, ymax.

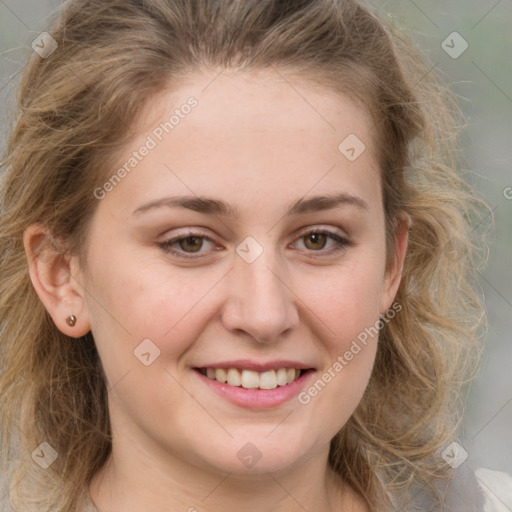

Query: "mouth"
<box><xmin>191</xmin><ymin>360</ymin><xmax>316</xmax><ymax>408</ymax></box>
<box><xmin>194</xmin><ymin>367</ymin><xmax>310</xmax><ymax>390</ymax></box>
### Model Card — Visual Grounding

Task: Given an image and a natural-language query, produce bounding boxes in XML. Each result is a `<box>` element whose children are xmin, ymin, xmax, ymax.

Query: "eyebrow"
<box><xmin>132</xmin><ymin>192</ymin><xmax>368</xmax><ymax>217</ymax></box>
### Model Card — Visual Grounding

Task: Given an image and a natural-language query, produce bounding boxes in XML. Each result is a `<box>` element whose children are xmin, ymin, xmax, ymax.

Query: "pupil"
<box><xmin>306</xmin><ymin>233</ymin><xmax>326</xmax><ymax>250</ymax></box>
<box><xmin>180</xmin><ymin>236</ymin><xmax>202</xmax><ymax>252</ymax></box>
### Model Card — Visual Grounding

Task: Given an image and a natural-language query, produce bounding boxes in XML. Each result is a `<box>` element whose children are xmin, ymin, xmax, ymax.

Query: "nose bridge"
<box><xmin>222</xmin><ymin>242</ymin><xmax>298</xmax><ymax>342</ymax></box>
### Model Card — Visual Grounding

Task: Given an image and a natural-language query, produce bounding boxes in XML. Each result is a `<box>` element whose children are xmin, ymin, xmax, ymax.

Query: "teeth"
<box><xmin>276</xmin><ymin>368</ymin><xmax>288</xmax><ymax>386</ymax></box>
<box><xmin>241</xmin><ymin>370</ymin><xmax>260</xmax><ymax>389</ymax></box>
<box><xmin>202</xmin><ymin>367</ymin><xmax>304</xmax><ymax>389</ymax></box>
<box><xmin>227</xmin><ymin>368</ymin><xmax>241</xmax><ymax>387</ymax></box>
<box><xmin>215</xmin><ymin>368</ymin><xmax>227</xmax><ymax>383</ymax></box>
<box><xmin>286</xmin><ymin>368</ymin><xmax>297</xmax><ymax>384</ymax></box>
<box><xmin>259</xmin><ymin>370</ymin><xmax>277</xmax><ymax>390</ymax></box>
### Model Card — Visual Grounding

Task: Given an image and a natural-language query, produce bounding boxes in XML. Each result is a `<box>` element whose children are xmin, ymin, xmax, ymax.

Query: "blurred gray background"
<box><xmin>369</xmin><ymin>0</ymin><xmax>512</xmax><ymax>478</ymax></box>
<box><xmin>1</xmin><ymin>0</ymin><xmax>511</xmax><ymax>490</ymax></box>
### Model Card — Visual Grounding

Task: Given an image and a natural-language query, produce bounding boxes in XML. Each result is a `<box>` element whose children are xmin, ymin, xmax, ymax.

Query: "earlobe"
<box><xmin>380</xmin><ymin>213</ymin><xmax>411</xmax><ymax>314</ymax></box>
<box><xmin>23</xmin><ymin>223</ymin><xmax>91</xmax><ymax>338</ymax></box>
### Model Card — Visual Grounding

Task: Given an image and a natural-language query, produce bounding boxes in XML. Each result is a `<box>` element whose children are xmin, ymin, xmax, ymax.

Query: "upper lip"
<box><xmin>194</xmin><ymin>360</ymin><xmax>315</xmax><ymax>372</ymax></box>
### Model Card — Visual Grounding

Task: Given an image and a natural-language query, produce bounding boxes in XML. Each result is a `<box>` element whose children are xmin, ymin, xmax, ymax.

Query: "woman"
<box><xmin>0</xmin><ymin>0</ymin><xmax>496</xmax><ymax>510</ymax></box>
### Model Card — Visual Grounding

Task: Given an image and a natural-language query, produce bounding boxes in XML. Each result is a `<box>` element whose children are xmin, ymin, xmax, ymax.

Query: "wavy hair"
<box><xmin>0</xmin><ymin>1</ymin><xmax>489</xmax><ymax>510</ymax></box>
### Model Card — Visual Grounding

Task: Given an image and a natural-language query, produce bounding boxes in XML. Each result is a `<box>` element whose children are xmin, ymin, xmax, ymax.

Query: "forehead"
<box><xmin>102</xmin><ymin>68</ymin><xmax>381</xmax><ymax>218</ymax></box>
<box><xmin>142</xmin><ymin>68</ymin><xmax>374</xmax><ymax>141</ymax></box>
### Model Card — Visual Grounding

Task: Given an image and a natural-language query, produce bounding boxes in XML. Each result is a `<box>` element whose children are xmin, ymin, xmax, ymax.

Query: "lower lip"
<box><xmin>194</xmin><ymin>369</ymin><xmax>315</xmax><ymax>409</ymax></box>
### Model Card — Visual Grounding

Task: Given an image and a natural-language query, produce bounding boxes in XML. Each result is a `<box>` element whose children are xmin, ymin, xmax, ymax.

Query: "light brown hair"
<box><xmin>0</xmin><ymin>1</ymin><xmax>488</xmax><ymax>510</ymax></box>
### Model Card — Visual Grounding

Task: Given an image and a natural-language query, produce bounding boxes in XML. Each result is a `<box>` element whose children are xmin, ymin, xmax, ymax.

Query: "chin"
<box><xmin>190</xmin><ymin>432</ymin><xmax>317</xmax><ymax>476</ymax></box>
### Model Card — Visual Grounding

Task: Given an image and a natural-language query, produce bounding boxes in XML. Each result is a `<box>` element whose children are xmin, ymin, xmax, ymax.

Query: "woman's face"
<box><xmin>77</xmin><ymin>69</ymin><xmax>406</xmax><ymax>476</ymax></box>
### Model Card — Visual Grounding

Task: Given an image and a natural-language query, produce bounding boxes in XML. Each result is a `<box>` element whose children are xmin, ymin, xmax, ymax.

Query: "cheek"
<box><xmin>294</xmin><ymin>254</ymin><xmax>385</xmax><ymax>415</ymax></box>
<box><xmin>83</xmin><ymin>259</ymin><xmax>219</xmax><ymax>429</ymax></box>
<box><xmin>84</xmin><ymin>246</ymin><xmax>227</xmax><ymax>365</ymax></box>
<box><xmin>304</xmin><ymin>256</ymin><xmax>386</xmax><ymax>351</ymax></box>
<box><xmin>297</xmin><ymin>268</ymin><xmax>382</xmax><ymax>437</ymax></box>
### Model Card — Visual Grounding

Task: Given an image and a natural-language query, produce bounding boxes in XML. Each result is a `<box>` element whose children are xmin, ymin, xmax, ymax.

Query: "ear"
<box><xmin>380</xmin><ymin>212</ymin><xmax>411</xmax><ymax>314</ymax></box>
<box><xmin>23</xmin><ymin>223</ymin><xmax>91</xmax><ymax>338</ymax></box>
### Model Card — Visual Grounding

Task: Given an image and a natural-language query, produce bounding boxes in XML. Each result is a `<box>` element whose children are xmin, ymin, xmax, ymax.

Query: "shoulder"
<box><xmin>400</xmin><ymin>464</ymin><xmax>512</xmax><ymax>512</ymax></box>
<box><xmin>475</xmin><ymin>467</ymin><xmax>512</xmax><ymax>512</ymax></box>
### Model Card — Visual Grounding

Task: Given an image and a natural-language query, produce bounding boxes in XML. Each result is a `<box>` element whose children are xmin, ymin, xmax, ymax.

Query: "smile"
<box><xmin>193</xmin><ymin>364</ymin><xmax>316</xmax><ymax>409</ymax></box>
<box><xmin>197</xmin><ymin>367</ymin><xmax>305</xmax><ymax>390</ymax></box>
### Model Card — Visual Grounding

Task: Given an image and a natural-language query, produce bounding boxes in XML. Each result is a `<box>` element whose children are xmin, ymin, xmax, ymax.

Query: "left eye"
<box><xmin>294</xmin><ymin>230</ymin><xmax>348</xmax><ymax>252</ymax></box>
<box><xmin>158</xmin><ymin>229</ymin><xmax>350</xmax><ymax>259</ymax></box>
<box><xmin>158</xmin><ymin>233</ymin><xmax>216</xmax><ymax>257</ymax></box>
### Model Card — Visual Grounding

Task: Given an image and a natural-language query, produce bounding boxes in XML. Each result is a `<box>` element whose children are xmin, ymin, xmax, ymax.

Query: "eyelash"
<box><xmin>157</xmin><ymin>228</ymin><xmax>352</xmax><ymax>260</ymax></box>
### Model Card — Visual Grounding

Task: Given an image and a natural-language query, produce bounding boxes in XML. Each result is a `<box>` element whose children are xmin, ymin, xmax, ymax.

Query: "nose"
<box><xmin>221</xmin><ymin>248</ymin><xmax>300</xmax><ymax>344</ymax></box>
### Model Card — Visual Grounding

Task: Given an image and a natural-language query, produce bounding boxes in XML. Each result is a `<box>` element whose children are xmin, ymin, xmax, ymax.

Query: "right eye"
<box><xmin>157</xmin><ymin>231</ymin><xmax>218</xmax><ymax>259</ymax></box>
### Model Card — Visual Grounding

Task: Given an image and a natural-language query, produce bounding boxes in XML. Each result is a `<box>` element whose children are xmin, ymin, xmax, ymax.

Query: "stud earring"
<box><xmin>66</xmin><ymin>315</ymin><xmax>77</xmax><ymax>327</ymax></box>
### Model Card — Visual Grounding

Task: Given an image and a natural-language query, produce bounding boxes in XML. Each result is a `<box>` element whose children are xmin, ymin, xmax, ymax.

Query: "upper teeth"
<box><xmin>204</xmin><ymin>368</ymin><xmax>301</xmax><ymax>389</ymax></box>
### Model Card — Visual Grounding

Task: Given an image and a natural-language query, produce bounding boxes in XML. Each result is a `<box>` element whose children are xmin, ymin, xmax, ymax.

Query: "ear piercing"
<box><xmin>66</xmin><ymin>315</ymin><xmax>77</xmax><ymax>327</ymax></box>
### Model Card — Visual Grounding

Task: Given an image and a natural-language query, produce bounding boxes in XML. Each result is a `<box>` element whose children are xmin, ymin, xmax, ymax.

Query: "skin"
<box><xmin>24</xmin><ymin>68</ymin><xmax>409</xmax><ymax>512</ymax></box>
